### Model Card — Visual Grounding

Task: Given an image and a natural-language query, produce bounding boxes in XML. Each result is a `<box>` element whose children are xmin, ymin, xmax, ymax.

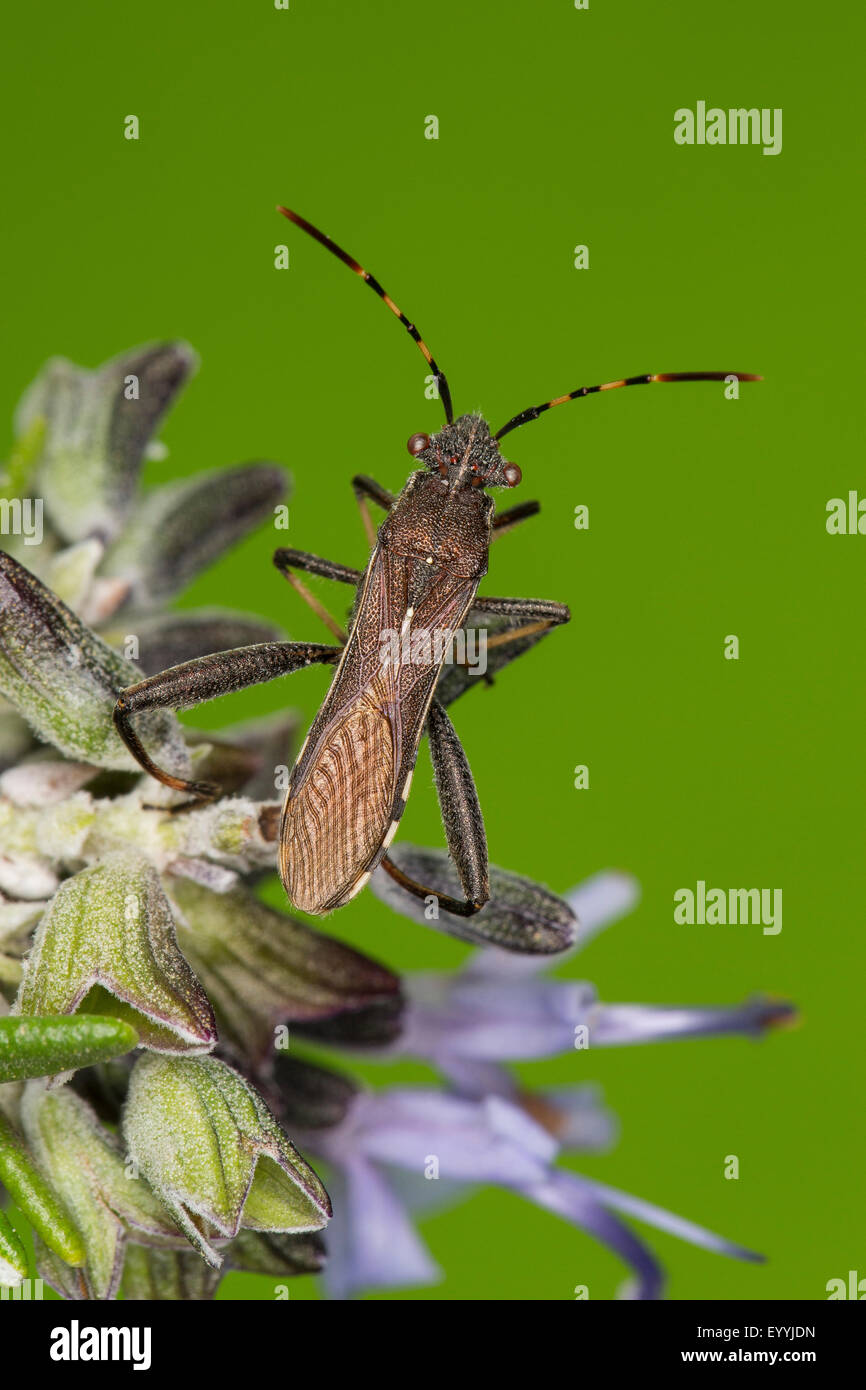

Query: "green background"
<box><xmin>2</xmin><ymin>0</ymin><xmax>861</xmax><ymax>1300</ymax></box>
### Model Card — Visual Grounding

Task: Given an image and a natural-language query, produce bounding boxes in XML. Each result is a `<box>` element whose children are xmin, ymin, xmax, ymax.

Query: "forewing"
<box><xmin>280</xmin><ymin>697</ymin><xmax>395</xmax><ymax>915</ymax></box>
<box><xmin>280</xmin><ymin>544</ymin><xmax>481</xmax><ymax>915</ymax></box>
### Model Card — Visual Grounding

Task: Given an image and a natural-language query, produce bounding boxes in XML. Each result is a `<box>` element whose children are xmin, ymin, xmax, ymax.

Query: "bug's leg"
<box><xmin>471</xmin><ymin>595</ymin><xmax>571</xmax><ymax>651</ymax></box>
<box><xmin>273</xmin><ymin>548</ymin><xmax>361</xmax><ymax>643</ymax></box>
<box><xmin>382</xmin><ymin>699</ymin><xmax>488</xmax><ymax>918</ymax></box>
<box><xmin>114</xmin><ymin>641</ymin><xmax>341</xmax><ymax>800</ymax></box>
<box><xmin>435</xmin><ymin>597</ymin><xmax>570</xmax><ymax>708</ymax></box>
<box><xmin>352</xmin><ymin>474</ymin><xmax>396</xmax><ymax>547</ymax></box>
<box><xmin>491</xmin><ymin>499</ymin><xmax>541</xmax><ymax>541</ymax></box>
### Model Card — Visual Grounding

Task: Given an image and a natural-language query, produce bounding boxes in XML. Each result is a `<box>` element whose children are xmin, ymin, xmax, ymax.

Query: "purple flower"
<box><xmin>284</xmin><ymin>870</ymin><xmax>793</xmax><ymax>1300</ymax></box>
<box><xmin>298</xmin><ymin>1086</ymin><xmax>760</xmax><ymax>1300</ymax></box>
<box><xmin>386</xmin><ymin>871</ymin><xmax>794</xmax><ymax>1100</ymax></box>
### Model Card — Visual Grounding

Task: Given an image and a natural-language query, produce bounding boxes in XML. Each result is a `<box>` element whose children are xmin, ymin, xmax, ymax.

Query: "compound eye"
<box><xmin>503</xmin><ymin>462</ymin><xmax>522</xmax><ymax>487</ymax></box>
<box><xmin>407</xmin><ymin>432</ymin><xmax>431</xmax><ymax>457</ymax></box>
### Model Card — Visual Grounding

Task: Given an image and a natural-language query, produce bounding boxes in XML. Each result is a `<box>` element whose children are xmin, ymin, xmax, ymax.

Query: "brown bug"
<box><xmin>114</xmin><ymin>207</ymin><xmax>759</xmax><ymax>917</ymax></box>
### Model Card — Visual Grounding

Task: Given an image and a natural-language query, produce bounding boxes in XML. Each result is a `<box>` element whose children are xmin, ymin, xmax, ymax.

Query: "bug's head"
<box><xmin>406</xmin><ymin>413</ymin><xmax>522</xmax><ymax>492</ymax></box>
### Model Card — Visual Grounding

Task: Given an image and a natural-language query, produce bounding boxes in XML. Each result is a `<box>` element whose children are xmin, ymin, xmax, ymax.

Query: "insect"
<box><xmin>114</xmin><ymin>207</ymin><xmax>759</xmax><ymax>918</ymax></box>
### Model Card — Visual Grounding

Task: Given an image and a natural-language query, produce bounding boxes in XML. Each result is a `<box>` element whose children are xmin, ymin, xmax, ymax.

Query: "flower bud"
<box><xmin>121</xmin><ymin>1243</ymin><xmax>222</xmax><ymax>1301</ymax></box>
<box><xmin>102</xmin><ymin>463</ymin><xmax>287</xmax><ymax>607</ymax></box>
<box><xmin>15</xmin><ymin>342</ymin><xmax>197</xmax><ymax>543</ymax></box>
<box><xmin>123</xmin><ymin>1054</ymin><xmax>331</xmax><ymax>1267</ymax></box>
<box><xmin>371</xmin><ymin>845</ymin><xmax>578</xmax><ymax>954</ymax></box>
<box><xmin>19</xmin><ymin>1081</ymin><xmax>188</xmax><ymax>1300</ymax></box>
<box><xmin>15</xmin><ymin>851</ymin><xmax>216</xmax><ymax>1057</ymax></box>
<box><xmin>0</xmin><ymin>550</ymin><xmax>189</xmax><ymax>774</ymax></box>
<box><xmin>227</xmin><ymin>1228</ymin><xmax>326</xmax><ymax>1278</ymax></box>
<box><xmin>169</xmin><ymin>877</ymin><xmax>401</xmax><ymax>1065</ymax></box>
<box><xmin>273</xmin><ymin>1056</ymin><xmax>358</xmax><ymax>1131</ymax></box>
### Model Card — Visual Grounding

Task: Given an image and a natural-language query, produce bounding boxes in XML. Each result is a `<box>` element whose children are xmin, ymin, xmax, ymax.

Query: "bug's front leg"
<box><xmin>382</xmin><ymin>698</ymin><xmax>488</xmax><ymax>918</ymax></box>
<box><xmin>491</xmin><ymin>498</ymin><xmax>541</xmax><ymax>540</ymax></box>
<box><xmin>114</xmin><ymin>641</ymin><xmax>341</xmax><ymax>800</ymax></box>
<box><xmin>273</xmin><ymin>547</ymin><xmax>361</xmax><ymax>643</ymax></box>
<box><xmin>352</xmin><ymin>474</ymin><xmax>395</xmax><ymax>547</ymax></box>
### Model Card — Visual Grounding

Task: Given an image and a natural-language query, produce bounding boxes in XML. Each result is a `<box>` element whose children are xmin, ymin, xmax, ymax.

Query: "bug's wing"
<box><xmin>279</xmin><ymin>689</ymin><xmax>396</xmax><ymax>915</ymax></box>
<box><xmin>280</xmin><ymin>540</ymin><xmax>482</xmax><ymax>916</ymax></box>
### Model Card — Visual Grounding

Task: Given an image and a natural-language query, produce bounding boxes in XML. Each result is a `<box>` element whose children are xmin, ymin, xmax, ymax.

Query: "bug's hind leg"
<box><xmin>382</xmin><ymin>698</ymin><xmax>488</xmax><ymax>918</ymax></box>
<box><xmin>273</xmin><ymin>547</ymin><xmax>361</xmax><ymax>643</ymax></box>
<box><xmin>352</xmin><ymin>474</ymin><xmax>396</xmax><ymax>547</ymax></box>
<box><xmin>114</xmin><ymin>641</ymin><xmax>341</xmax><ymax>801</ymax></box>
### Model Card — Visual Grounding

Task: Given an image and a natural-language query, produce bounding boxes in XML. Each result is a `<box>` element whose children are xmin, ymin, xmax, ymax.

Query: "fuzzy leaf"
<box><xmin>0</xmin><ymin>1205</ymin><xmax>29</xmax><ymax>1287</ymax></box>
<box><xmin>0</xmin><ymin>1014</ymin><xmax>138</xmax><ymax>1083</ymax></box>
<box><xmin>0</xmin><ymin>1106</ymin><xmax>84</xmax><ymax>1266</ymax></box>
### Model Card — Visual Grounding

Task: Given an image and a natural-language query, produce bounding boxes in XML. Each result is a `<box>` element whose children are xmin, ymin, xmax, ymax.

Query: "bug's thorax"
<box><xmin>378</xmin><ymin>468</ymin><xmax>494</xmax><ymax>580</ymax></box>
<box><xmin>375</xmin><ymin>413</ymin><xmax>522</xmax><ymax>584</ymax></box>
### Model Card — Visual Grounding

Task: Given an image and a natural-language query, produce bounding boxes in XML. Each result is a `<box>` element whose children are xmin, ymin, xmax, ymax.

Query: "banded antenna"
<box><xmin>278</xmin><ymin>206</ymin><xmax>454</xmax><ymax>424</ymax></box>
<box><xmin>496</xmin><ymin>371</ymin><xmax>762</xmax><ymax>440</ymax></box>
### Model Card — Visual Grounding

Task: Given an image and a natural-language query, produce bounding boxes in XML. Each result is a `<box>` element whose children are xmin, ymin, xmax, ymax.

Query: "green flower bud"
<box><xmin>19</xmin><ymin>1081</ymin><xmax>190</xmax><ymax>1301</ymax></box>
<box><xmin>0</xmin><ymin>1014</ymin><xmax>138</xmax><ymax>1083</ymax></box>
<box><xmin>15</xmin><ymin>851</ymin><xmax>216</xmax><ymax>1056</ymax></box>
<box><xmin>0</xmin><ymin>898</ymin><xmax>43</xmax><ymax>992</ymax></box>
<box><xmin>0</xmin><ymin>415</ymin><xmax>45</xmax><ymax>504</ymax></box>
<box><xmin>0</xmin><ymin>550</ymin><xmax>189</xmax><ymax>774</ymax></box>
<box><xmin>15</xmin><ymin>342</ymin><xmax>197</xmax><ymax>544</ymax></box>
<box><xmin>123</xmin><ymin>1055</ymin><xmax>331</xmax><ymax>1268</ymax></box>
<box><xmin>44</xmin><ymin>539</ymin><xmax>104</xmax><ymax>613</ymax></box>
<box><xmin>102</xmin><ymin>464</ymin><xmax>287</xmax><ymax>607</ymax></box>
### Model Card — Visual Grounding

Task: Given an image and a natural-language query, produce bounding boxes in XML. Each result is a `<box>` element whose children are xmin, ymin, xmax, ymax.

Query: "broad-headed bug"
<box><xmin>114</xmin><ymin>208</ymin><xmax>759</xmax><ymax>917</ymax></box>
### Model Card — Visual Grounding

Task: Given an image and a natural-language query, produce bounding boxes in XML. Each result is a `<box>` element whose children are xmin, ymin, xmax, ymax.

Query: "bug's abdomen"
<box><xmin>279</xmin><ymin>697</ymin><xmax>395</xmax><ymax>915</ymax></box>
